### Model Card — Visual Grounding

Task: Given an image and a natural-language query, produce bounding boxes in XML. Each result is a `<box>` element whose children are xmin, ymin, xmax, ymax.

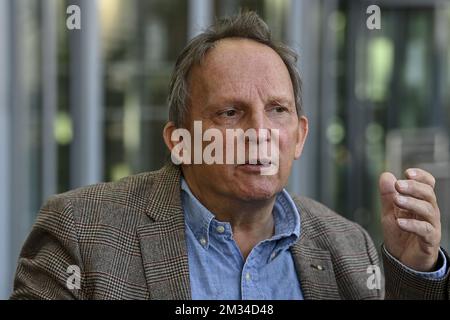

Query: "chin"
<box><xmin>233</xmin><ymin>181</ymin><xmax>280</xmax><ymax>202</ymax></box>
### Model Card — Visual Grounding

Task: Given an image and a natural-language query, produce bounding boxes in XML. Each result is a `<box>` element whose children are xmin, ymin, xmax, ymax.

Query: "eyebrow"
<box><xmin>267</xmin><ymin>98</ymin><xmax>296</xmax><ymax>110</ymax></box>
<box><xmin>269</xmin><ymin>97</ymin><xmax>292</xmax><ymax>105</ymax></box>
<box><xmin>204</xmin><ymin>95</ymin><xmax>294</xmax><ymax>109</ymax></box>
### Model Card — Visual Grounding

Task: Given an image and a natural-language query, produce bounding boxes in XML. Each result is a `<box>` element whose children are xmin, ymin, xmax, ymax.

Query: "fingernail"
<box><xmin>397</xmin><ymin>180</ymin><xmax>408</xmax><ymax>190</ymax></box>
<box><xmin>397</xmin><ymin>195</ymin><xmax>407</xmax><ymax>204</ymax></box>
<box><xmin>397</xmin><ymin>218</ymin><xmax>407</xmax><ymax>227</ymax></box>
<box><xmin>407</xmin><ymin>169</ymin><xmax>417</xmax><ymax>177</ymax></box>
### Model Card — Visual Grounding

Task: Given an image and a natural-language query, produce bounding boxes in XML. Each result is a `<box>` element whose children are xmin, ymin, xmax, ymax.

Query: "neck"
<box><xmin>182</xmin><ymin>172</ymin><xmax>277</xmax><ymax>259</ymax></box>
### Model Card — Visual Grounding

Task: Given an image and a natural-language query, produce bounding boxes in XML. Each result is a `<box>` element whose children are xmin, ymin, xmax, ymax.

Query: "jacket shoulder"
<box><xmin>52</xmin><ymin>169</ymin><xmax>161</xmax><ymax>210</ymax></box>
<box><xmin>292</xmin><ymin>195</ymin><xmax>382</xmax><ymax>299</ymax></box>
<box><xmin>291</xmin><ymin>195</ymin><xmax>377</xmax><ymax>258</ymax></box>
<box><xmin>292</xmin><ymin>195</ymin><xmax>361</xmax><ymax>232</ymax></box>
<box><xmin>39</xmin><ymin>168</ymin><xmax>168</xmax><ymax>233</ymax></box>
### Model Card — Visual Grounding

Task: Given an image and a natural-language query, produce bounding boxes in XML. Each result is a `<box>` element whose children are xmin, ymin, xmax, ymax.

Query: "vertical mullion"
<box><xmin>431</xmin><ymin>2</ymin><xmax>449</xmax><ymax>127</ymax></box>
<box><xmin>287</xmin><ymin>0</ymin><xmax>321</xmax><ymax>198</ymax></box>
<box><xmin>41</xmin><ymin>0</ymin><xmax>58</xmax><ymax>200</ymax></box>
<box><xmin>318</xmin><ymin>0</ymin><xmax>338</xmax><ymax>208</ymax></box>
<box><xmin>9</xmin><ymin>0</ymin><xmax>33</xmax><ymax>297</ymax></box>
<box><xmin>69</xmin><ymin>0</ymin><xmax>103</xmax><ymax>188</ymax></box>
<box><xmin>188</xmin><ymin>0</ymin><xmax>213</xmax><ymax>39</ymax></box>
<box><xmin>0</xmin><ymin>0</ymin><xmax>12</xmax><ymax>300</ymax></box>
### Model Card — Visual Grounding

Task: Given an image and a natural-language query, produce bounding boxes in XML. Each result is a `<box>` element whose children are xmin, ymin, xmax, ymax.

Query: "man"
<box><xmin>11</xmin><ymin>12</ymin><xmax>449</xmax><ymax>299</ymax></box>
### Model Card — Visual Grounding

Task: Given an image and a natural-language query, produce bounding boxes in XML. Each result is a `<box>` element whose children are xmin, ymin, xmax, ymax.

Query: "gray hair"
<box><xmin>168</xmin><ymin>11</ymin><xmax>303</xmax><ymax>128</ymax></box>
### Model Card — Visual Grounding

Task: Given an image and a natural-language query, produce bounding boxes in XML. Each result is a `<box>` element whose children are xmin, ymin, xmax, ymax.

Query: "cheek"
<box><xmin>278</xmin><ymin>130</ymin><xmax>298</xmax><ymax>156</ymax></box>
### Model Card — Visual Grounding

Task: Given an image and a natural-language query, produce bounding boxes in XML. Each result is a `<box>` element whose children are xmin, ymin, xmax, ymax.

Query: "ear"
<box><xmin>163</xmin><ymin>121</ymin><xmax>178</xmax><ymax>152</ymax></box>
<box><xmin>294</xmin><ymin>116</ymin><xmax>308</xmax><ymax>159</ymax></box>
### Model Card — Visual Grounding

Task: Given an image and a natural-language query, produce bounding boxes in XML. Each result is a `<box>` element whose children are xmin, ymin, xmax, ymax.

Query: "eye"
<box><xmin>218</xmin><ymin>109</ymin><xmax>238</xmax><ymax>117</ymax></box>
<box><xmin>270</xmin><ymin>105</ymin><xmax>288</xmax><ymax>113</ymax></box>
<box><xmin>225</xmin><ymin>110</ymin><xmax>237</xmax><ymax>117</ymax></box>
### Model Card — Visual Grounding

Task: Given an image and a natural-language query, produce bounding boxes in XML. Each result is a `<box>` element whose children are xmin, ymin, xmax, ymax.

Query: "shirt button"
<box><xmin>245</xmin><ymin>272</ymin><xmax>251</xmax><ymax>281</ymax></box>
<box><xmin>199</xmin><ymin>238</ymin><xmax>207</xmax><ymax>246</ymax></box>
<box><xmin>270</xmin><ymin>252</ymin><xmax>277</xmax><ymax>260</ymax></box>
<box><xmin>216</xmin><ymin>226</ymin><xmax>225</xmax><ymax>234</ymax></box>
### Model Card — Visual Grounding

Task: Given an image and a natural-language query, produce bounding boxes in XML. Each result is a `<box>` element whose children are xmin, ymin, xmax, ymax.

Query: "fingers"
<box><xmin>382</xmin><ymin>168</ymin><xmax>442</xmax><ymax>263</ymax></box>
<box><xmin>379</xmin><ymin>169</ymin><xmax>440</xmax><ymax>220</ymax></box>
<box><xmin>397</xmin><ymin>218</ymin><xmax>439</xmax><ymax>246</ymax></box>
<box><xmin>395</xmin><ymin>179</ymin><xmax>437</xmax><ymax>206</ymax></box>
<box><xmin>394</xmin><ymin>194</ymin><xmax>439</xmax><ymax>227</ymax></box>
<box><xmin>405</xmin><ymin>168</ymin><xmax>436</xmax><ymax>189</ymax></box>
<box><xmin>393</xmin><ymin>168</ymin><xmax>441</xmax><ymax>235</ymax></box>
<box><xmin>379</xmin><ymin>172</ymin><xmax>398</xmax><ymax>216</ymax></box>
<box><xmin>394</xmin><ymin>169</ymin><xmax>440</xmax><ymax>226</ymax></box>
<box><xmin>379</xmin><ymin>172</ymin><xmax>397</xmax><ymax>196</ymax></box>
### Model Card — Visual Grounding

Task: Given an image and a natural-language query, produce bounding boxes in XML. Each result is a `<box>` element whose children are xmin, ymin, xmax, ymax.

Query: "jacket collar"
<box><xmin>138</xmin><ymin>163</ymin><xmax>191</xmax><ymax>299</ymax></box>
<box><xmin>144</xmin><ymin>162</ymin><xmax>184</xmax><ymax>221</ymax></box>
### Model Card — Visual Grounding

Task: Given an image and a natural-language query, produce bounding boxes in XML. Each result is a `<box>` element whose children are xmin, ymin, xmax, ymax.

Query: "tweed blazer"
<box><xmin>10</xmin><ymin>163</ymin><xmax>450</xmax><ymax>299</ymax></box>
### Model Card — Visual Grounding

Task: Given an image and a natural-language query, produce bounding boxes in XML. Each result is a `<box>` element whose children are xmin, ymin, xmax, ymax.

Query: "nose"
<box><xmin>244</xmin><ymin>107</ymin><xmax>270</xmax><ymax>143</ymax></box>
<box><xmin>246</xmin><ymin>107</ymin><xmax>265</xmax><ymax>129</ymax></box>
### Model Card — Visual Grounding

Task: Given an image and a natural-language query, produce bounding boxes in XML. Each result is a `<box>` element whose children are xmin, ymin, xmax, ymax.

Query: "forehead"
<box><xmin>189</xmin><ymin>38</ymin><xmax>294</xmax><ymax>102</ymax></box>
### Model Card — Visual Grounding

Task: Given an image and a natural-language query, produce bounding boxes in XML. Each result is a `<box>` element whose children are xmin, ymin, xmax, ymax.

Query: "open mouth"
<box><xmin>240</xmin><ymin>159</ymin><xmax>272</xmax><ymax>166</ymax></box>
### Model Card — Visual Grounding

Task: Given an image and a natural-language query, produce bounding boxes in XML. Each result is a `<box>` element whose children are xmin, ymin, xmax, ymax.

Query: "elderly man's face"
<box><xmin>178</xmin><ymin>38</ymin><xmax>308</xmax><ymax>201</ymax></box>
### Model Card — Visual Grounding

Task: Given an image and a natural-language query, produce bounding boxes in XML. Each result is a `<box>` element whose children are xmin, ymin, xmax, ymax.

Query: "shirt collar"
<box><xmin>270</xmin><ymin>189</ymin><xmax>301</xmax><ymax>255</ymax></box>
<box><xmin>180</xmin><ymin>177</ymin><xmax>301</xmax><ymax>249</ymax></box>
<box><xmin>181</xmin><ymin>178</ymin><xmax>215</xmax><ymax>248</ymax></box>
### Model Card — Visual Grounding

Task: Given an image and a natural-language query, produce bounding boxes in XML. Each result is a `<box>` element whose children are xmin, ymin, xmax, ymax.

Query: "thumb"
<box><xmin>379</xmin><ymin>172</ymin><xmax>397</xmax><ymax>213</ymax></box>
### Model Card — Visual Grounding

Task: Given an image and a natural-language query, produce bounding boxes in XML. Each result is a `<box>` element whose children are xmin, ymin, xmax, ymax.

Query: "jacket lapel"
<box><xmin>137</xmin><ymin>163</ymin><xmax>192</xmax><ymax>299</ymax></box>
<box><xmin>290</xmin><ymin>197</ymin><xmax>341</xmax><ymax>300</ymax></box>
<box><xmin>290</xmin><ymin>240</ymin><xmax>341</xmax><ymax>299</ymax></box>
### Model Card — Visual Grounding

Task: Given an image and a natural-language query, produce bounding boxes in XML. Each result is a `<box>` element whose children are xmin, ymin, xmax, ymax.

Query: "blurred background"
<box><xmin>1</xmin><ymin>0</ymin><xmax>450</xmax><ymax>299</ymax></box>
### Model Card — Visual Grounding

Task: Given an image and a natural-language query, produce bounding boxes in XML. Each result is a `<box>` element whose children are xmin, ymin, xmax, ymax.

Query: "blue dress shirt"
<box><xmin>181</xmin><ymin>178</ymin><xmax>303</xmax><ymax>300</ymax></box>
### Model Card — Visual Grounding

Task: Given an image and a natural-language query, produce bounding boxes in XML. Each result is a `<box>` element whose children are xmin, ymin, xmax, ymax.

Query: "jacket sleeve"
<box><xmin>10</xmin><ymin>195</ymin><xmax>84</xmax><ymax>300</ymax></box>
<box><xmin>382</xmin><ymin>245</ymin><xmax>450</xmax><ymax>299</ymax></box>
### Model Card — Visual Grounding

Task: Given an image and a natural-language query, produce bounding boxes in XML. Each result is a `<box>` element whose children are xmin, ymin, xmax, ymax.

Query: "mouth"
<box><xmin>237</xmin><ymin>159</ymin><xmax>273</xmax><ymax>172</ymax></box>
<box><xmin>243</xmin><ymin>158</ymin><xmax>271</xmax><ymax>166</ymax></box>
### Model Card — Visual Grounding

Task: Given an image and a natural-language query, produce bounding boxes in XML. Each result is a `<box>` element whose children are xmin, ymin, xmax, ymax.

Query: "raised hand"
<box><xmin>379</xmin><ymin>168</ymin><xmax>441</xmax><ymax>272</ymax></box>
